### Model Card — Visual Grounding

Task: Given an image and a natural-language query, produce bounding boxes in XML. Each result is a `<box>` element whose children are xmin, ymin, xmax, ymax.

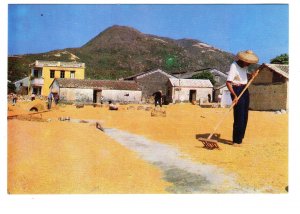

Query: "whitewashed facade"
<box><xmin>50</xmin><ymin>79</ymin><xmax>142</xmax><ymax>104</ymax></box>
<box><xmin>167</xmin><ymin>78</ymin><xmax>213</xmax><ymax>103</ymax></box>
<box><xmin>14</xmin><ymin>77</ymin><xmax>29</xmax><ymax>93</ymax></box>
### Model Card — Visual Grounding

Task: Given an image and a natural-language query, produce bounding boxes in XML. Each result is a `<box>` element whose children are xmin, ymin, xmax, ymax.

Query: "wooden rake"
<box><xmin>198</xmin><ymin>64</ymin><xmax>264</xmax><ymax>150</ymax></box>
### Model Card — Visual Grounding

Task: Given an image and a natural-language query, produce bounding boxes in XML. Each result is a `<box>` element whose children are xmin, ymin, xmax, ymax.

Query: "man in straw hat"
<box><xmin>226</xmin><ymin>50</ymin><xmax>259</xmax><ymax>146</ymax></box>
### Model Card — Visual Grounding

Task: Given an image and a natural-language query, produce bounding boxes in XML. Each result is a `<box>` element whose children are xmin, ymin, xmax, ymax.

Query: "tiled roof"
<box><xmin>168</xmin><ymin>78</ymin><xmax>213</xmax><ymax>87</ymax></box>
<box><xmin>123</xmin><ymin>69</ymin><xmax>176</xmax><ymax>80</ymax></box>
<box><xmin>55</xmin><ymin>78</ymin><xmax>141</xmax><ymax>91</ymax></box>
<box><xmin>264</xmin><ymin>64</ymin><xmax>289</xmax><ymax>79</ymax></box>
<box><xmin>175</xmin><ymin>68</ymin><xmax>227</xmax><ymax>79</ymax></box>
<box><xmin>14</xmin><ymin>77</ymin><xmax>29</xmax><ymax>86</ymax></box>
<box><xmin>31</xmin><ymin>60</ymin><xmax>85</xmax><ymax>68</ymax></box>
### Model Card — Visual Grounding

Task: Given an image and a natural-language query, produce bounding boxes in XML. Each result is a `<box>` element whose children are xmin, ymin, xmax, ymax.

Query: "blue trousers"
<box><xmin>230</xmin><ymin>85</ymin><xmax>249</xmax><ymax>144</ymax></box>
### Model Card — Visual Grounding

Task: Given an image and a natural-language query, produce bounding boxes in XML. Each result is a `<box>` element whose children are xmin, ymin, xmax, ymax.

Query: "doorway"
<box><xmin>32</xmin><ymin>86</ymin><xmax>42</xmax><ymax>95</ymax></box>
<box><xmin>93</xmin><ymin>90</ymin><xmax>102</xmax><ymax>103</ymax></box>
<box><xmin>189</xmin><ymin>90</ymin><xmax>196</xmax><ymax>102</ymax></box>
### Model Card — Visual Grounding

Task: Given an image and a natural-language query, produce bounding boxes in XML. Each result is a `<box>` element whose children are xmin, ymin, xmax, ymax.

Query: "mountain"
<box><xmin>8</xmin><ymin>25</ymin><xmax>236</xmax><ymax>82</ymax></box>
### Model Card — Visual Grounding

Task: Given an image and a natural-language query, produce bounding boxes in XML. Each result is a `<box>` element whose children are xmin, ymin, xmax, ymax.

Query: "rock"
<box><xmin>280</xmin><ymin>109</ymin><xmax>286</xmax><ymax>114</ymax></box>
<box><xmin>137</xmin><ymin>106</ymin><xmax>145</xmax><ymax>110</ymax></box>
<box><xmin>127</xmin><ymin>106</ymin><xmax>135</xmax><ymax>110</ymax></box>
<box><xmin>76</xmin><ymin>104</ymin><xmax>84</xmax><ymax>108</ymax></box>
<box><xmin>145</xmin><ymin>107</ymin><xmax>153</xmax><ymax>111</ymax></box>
<box><xmin>151</xmin><ymin>108</ymin><xmax>166</xmax><ymax>117</ymax></box>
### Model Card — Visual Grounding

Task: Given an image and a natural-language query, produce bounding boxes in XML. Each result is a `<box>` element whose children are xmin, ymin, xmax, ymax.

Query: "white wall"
<box><xmin>221</xmin><ymin>90</ymin><xmax>232</xmax><ymax>107</ymax></box>
<box><xmin>58</xmin><ymin>87</ymin><xmax>142</xmax><ymax>103</ymax></box>
<box><xmin>172</xmin><ymin>87</ymin><xmax>212</xmax><ymax>103</ymax></box>
<box><xmin>60</xmin><ymin>88</ymin><xmax>93</xmax><ymax>103</ymax></box>
<box><xmin>102</xmin><ymin>90</ymin><xmax>142</xmax><ymax>103</ymax></box>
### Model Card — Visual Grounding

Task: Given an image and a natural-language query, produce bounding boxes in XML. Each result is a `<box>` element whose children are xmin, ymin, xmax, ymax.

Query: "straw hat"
<box><xmin>237</xmin><ymin>50</ymin><xmax>259</xmax><ymax>64</ymax></box>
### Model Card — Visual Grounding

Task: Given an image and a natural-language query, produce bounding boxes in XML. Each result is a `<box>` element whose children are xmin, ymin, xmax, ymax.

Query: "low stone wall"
<box><xmin>249</xmin><ymin>82</ymin><xmax>288</xmax><ymax>111</ymax></box>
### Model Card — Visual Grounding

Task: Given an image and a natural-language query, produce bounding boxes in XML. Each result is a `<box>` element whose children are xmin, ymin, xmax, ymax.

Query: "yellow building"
<box><xmin>29</xmin><ymin>60</ymin><xmax>85</xmax><ymax>96</ymax></box>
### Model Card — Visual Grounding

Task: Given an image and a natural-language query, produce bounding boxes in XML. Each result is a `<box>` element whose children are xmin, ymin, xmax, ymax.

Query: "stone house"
<box><xmin>167</xmin><ymin>78</ymin><xmax>213</xmax><ymax>103</ymax></box>
<box><xmin>122</xmin><ymin>69</ymin><xmax>176</xmax><ymax>100</ymax></box>
<box><xmin>49</xmin><ymin>79</ymin><xmax>142</xmax><ymax>104</ymax></box>
<box><xmin>14</xmin><ymin>77</ymin><xmax>29</xmax><ymax>95</ymax></box>
<box><xmin>249</xmin><ymin>63</ymin><xmax>289</xmax><ymax>111</ymax></box>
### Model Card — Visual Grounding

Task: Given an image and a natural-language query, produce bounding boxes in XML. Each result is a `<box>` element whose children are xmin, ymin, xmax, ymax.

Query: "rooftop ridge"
<box><xmin>32</xmin><ymin>60</ymin><xmax>85</xmax><ymax>68</ymax></box>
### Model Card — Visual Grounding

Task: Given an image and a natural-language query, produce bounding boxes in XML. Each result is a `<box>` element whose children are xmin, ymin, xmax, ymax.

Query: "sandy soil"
<box><xmin>7</xmin><ymin>100</ymin><xmax>288</xmax><ymax>193</ymax></box>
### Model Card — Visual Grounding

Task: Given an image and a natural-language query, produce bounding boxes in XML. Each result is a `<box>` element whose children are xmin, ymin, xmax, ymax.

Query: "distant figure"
<box><xmin>152</xmin><ymin>90</ymin><xmax>162</xmax><ymax>107</ymax></box>
<box><xmin>207</xmin><ymin>94</ymin><xmax>211</xmax><ymax>103</ymax></box>
<box><xmin>218</xmin><ymin>94</ymin><xmax>222</xmax><ymax>103</ymax></box>
<box><xmin>31</xmin><ymin>93</ymin><xmax>36</xmax><ymax>101</ymax></box>
<box><xmin>108</xmin><ymin>100</ymin><xmax>118</xmax><ymax>110</ymax></box>
<box><xmin>100</xmin><ymin>96</ymin><xmax>104</xmax><ymax>104</ymax></box>
<box><xmin>12</xmin><ymin>93</ymin><xmax>17</xmax><ymax>106</ymax></box>
<box><xmin>47</xmin><ymin>92</ymin><xmax>53</xmax><ymax>110</ymax></box>
<box><xmin>54</xmin><ymin>93</ymin><xmax>59</xmax><ymax>105</ymax></box>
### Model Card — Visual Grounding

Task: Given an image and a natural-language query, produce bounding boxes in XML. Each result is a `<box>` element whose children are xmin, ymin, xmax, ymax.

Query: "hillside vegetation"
<box><xmin>8</xmin><ymin>25</ymin><xmax>235</xmax><ymax>82</ymax></box>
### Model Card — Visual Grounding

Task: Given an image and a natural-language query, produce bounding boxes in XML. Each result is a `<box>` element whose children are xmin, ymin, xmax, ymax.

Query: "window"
<box><xmin>33</xmin><ymin>70</ymin><xmax>39</xmax><ymax>78</ymax></box>
<box><xmin>60</xmin><ymin>70</ymin><xmax>65</xmax><ymax>78</ymax></box>
<box><xmin>33</xmin><ymin>69</ymin><xmax>43</xmax><ymax>78</ymax></box>
<box><xmin>70</xmin><ymin>71</ymin><xmax>75</xmax><ymax>79</ymax></box>
<box><xmin>50</xmin><ymin>70</ymin><xmax>55</xmax><ymax>78</ymax></box>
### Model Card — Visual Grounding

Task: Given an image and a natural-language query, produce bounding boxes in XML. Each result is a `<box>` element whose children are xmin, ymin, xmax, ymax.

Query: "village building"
<box><xmin>249</xmin><ymin>63</ymin><xmax>289</xmax><ymax>111</ymax></box>
<box><xmin>14</xmin><ymin>76</ymin><xmax>29</xmax><ymax>95</ymax></box>
<box><xmin>122</xmin><ymin>69</ymin><xmax>176</xmax><ymax>100</ymax></box>
<box><xmin>166</xmin><ymin>78</ymin><xmax>213</xmax><ymax>103</ymax></box>
<box><xmin>49</xmin><ymin>78</ymin><xmax>142</xmax><ymax>104</ymax></box>
<box><xmin>174</xmin><ymin>68</ymin><xmax>228</xmax><ymax>102</ymax></box>
<box><xmin>174</xmin><ymin>68</ymin><xmax>227</xmax><ymax>88</ymax></box>
<box><xmin>28</xmin><ymin>60</ymin><xmax>85</xmax><ymax>96</ymax></box>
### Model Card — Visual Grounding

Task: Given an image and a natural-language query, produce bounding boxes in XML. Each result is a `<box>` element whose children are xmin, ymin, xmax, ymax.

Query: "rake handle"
<box><xmin>207</xmin><ymin>64</ymin><xmax>264</xmax><ymax>140</ymax></box>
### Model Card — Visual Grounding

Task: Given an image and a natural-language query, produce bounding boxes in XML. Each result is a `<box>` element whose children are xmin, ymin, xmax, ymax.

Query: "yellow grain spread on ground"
<box><xmin>7</xmin><ymin>101</ymin><xmax>288</xmax><ymax>193</ymax></box>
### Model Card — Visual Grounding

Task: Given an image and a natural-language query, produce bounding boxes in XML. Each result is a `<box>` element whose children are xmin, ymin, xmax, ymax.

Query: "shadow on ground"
<box><xmin>163</xmin><ymin>167</ymin><xmax>213</xmax><ymax>193</ymax></box>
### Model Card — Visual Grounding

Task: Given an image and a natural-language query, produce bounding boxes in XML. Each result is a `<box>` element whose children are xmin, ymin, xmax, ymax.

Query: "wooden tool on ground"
<box><xmin>198</xmin><ymin>64</ymin><xmax>264</xmax><ymax>150</ymax></box>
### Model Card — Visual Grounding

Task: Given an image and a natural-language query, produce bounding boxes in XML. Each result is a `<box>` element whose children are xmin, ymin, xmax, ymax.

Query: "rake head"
<box><xmin>198</xmin><ymin>137</ymin><xmax>220</xmax><ymax>150</ymax></box>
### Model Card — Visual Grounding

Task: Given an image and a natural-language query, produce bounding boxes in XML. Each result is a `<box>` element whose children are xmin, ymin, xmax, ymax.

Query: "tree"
<box><xmin>270</xmin><ymin>54</ymin><xmax>289</xmax><ymax>64</ymax></box>
<box><xmin>8</xmin><ymin>82</ymin><xmax>16</xmax><ymax>94</ymax></box>
<box><xmin>191</xmin><ymin>71</ymin><xmax>216</xmax><ymax>85</ymax></box>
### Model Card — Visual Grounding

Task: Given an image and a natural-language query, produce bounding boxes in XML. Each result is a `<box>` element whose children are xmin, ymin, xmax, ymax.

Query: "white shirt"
<box><xmin>227</xmin><ymin>62</ymin><xmax>248</xmax><ymax>85</ymax></box>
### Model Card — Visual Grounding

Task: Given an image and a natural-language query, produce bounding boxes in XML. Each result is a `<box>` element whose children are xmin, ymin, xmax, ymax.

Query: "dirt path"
<box><xmin>104</xmin><ymin>128</ymin><xmax>257</xmax><ymax>193</ymax></box>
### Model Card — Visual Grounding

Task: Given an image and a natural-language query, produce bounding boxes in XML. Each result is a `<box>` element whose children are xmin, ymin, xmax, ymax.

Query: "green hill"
<box><xmin>8</xmin><ymin>25</ymin><xmax>235</xmax><ymax>82</ymax></box>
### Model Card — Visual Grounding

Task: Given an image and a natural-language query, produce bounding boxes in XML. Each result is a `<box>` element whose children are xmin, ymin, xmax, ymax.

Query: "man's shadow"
<box><xmin>195</xmin><ymin>133</ymin><xmax>233</xmax><ymax>149</ymax></box>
